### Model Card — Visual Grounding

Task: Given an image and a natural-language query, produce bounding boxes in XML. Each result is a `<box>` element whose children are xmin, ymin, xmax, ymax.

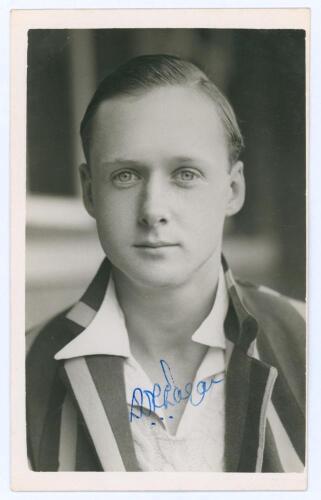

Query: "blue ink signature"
<box><xmin>129</xmin><ymin>359</ymin><xmax>224</xmax><ymax>422</ymax></box>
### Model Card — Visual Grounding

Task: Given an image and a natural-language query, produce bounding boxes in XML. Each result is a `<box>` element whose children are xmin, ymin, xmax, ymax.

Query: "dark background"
<box><xmin>26</xmin><ymin>29</ymin><xmax>306</xmax><ymax>328</ymax></box>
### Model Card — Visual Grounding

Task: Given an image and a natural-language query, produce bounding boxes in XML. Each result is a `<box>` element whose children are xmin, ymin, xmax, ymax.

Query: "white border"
<box><xmin>4</xmin><ymin>1</ymin><xmax>321</xmax><ymax>498</ymax></box>
<box><xmin>10</xmin><ymin>7</ymin><xmax>310</xmax><ymax>29</ymax></box>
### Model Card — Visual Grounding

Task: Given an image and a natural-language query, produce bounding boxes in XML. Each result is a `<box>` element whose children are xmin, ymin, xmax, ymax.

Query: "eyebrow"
<box><xmin>101</xmin><ymin>159</ymin><xmax>142</xmax><ymax>168</ymax></box>
<box><xmin>101</xmin><ymin>156</ymin><xmax>207</xmax><ymax>168</ymax></box>
<box><xmin>172</xmin><ymin>156</ymin><xmax>208</xmax><ymax>166</ymax></box>
<box><xmin>171</xmin><ymin>156</ymin><xmax>204</xmax><ymax>165</ymax></box>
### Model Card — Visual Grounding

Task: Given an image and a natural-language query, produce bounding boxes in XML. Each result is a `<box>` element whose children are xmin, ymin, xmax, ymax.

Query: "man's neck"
<box><xmin>112</xmin><ymin>253</ymin><xmax>221</xmax><ymax>358</ymax></box>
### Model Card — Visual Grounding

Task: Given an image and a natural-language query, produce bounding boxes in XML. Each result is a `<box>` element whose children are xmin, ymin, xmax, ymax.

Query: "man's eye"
<box><xmin>174</xmin><ymin>169</ymin><xmax>200</xmax><ymax>183</ymax></box>
<box><xmin>112</xmin><ymin>170</ymin><xmax>140</xmax><ymax>186</ymax></box>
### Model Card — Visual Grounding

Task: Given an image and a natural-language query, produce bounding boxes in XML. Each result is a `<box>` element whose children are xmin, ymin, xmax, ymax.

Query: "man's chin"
<box><xmin>123</xmin><ymin>266</ymin><xmax>190</xmax><ymax>290</ymax></box>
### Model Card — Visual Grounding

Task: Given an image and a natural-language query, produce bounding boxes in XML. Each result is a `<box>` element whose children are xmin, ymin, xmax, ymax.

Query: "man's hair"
<box><xmin>80</xmin><ymin>54</ymin><xmax>244</xmax><ymax>165</ymax></box>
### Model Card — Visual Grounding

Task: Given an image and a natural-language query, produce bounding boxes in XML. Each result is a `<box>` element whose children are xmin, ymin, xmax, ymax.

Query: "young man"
<box><xmin>26</xmin><ymin>54</ymin><xmax>306</xmax><ymax>472</ymax></box>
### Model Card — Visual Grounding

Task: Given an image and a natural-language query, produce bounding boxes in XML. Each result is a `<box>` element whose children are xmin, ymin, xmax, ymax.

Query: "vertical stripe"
<box><xmin>255</xmin><ymin>366</ymin><xmax>278</xmax><ymax>471</ymax></box>
<box><xmin>246</xmin><ymin>287</ymin><xmax>306</xmax><ymax>463</ymax></box>
<box><xmin>37</xmin><ymin>375</ymin><xmax>67</xmax><ymax>471</ymax></box>
<box><xmin>224</xmin><ymin>347</ymin><xmax>251</xmax><ymax>471</ymax></box>
<box><xmin>257</xmin><ymin>331</ymin><xmax>305</xmax><ymax>461</ymax></box>
<box><xmin>26</xmin><ymin>314</ymin><xmax>76</xmax><ymax>470</ymax></box>
<box><xmin>267</xmin><ymin>402</ymin><xmax>304</xmax><ymax>472</ymax></box>
<box><xmin>57</xmin><ymin>393</ymin><xmax>78</xmax><ymax>471</ymax></box>
<box><xmin>64</xmin><ymin>357</ymin><xmax>125</xmax><ymax>471</ymax></box>
<box><xmin>75</xmin><ymin>417</ymin><xmax>103</xmax><ymax>471</ymax></box>
<box><xmin>262</xmin><ymin>419</ymin><xmax>284</xmax><ymax>472</ymax></box>
<box><xmin>252</xmin><ymin>340</ymin><xmax>301</xmax><ymax>472</ymax></box>
<box><xmin>86</xmin><ymin>356</ymin><xmax>140</xmax><ymax>472</ymax></box>
<box><xmin>238</xmin><ymin>360</ymin><xmax>272</xmax><ymax>472</ymax></box>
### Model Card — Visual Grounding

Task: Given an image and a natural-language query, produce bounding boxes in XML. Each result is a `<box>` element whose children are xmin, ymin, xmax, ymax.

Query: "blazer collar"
<box><xmin>221</xmin><ymin>255</ymin><xmax>258</xmax><ymax>353</ymax></box>
<box><xmin>63</xmin><ymin>254</ymin><xmax>259</xmax><ymax>354</ymax></box>
<box><xmin>55</xmin><ymin>260</ymin><xmax>228</xmax><ymax>361</ymax></box>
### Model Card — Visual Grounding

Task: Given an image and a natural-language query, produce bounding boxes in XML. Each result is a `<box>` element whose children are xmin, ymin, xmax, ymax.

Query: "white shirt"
<box><xmin>55</xmin><ymin>266</ymin><xmax>229</xmax><ymax>471</ymax></box>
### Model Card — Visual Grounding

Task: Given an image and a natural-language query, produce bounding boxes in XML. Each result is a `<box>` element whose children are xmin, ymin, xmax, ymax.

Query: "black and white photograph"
<box><xmin>10</xmin><ymin>7</ymin><xmax>309</xmax><ymax>492</ymax></box>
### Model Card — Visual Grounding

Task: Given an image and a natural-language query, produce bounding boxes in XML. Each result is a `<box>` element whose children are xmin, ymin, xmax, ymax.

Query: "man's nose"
<box><xmin>138</xmin><ymin>178</ymin><xmax>170</xmax><ymax>228</ymax></box>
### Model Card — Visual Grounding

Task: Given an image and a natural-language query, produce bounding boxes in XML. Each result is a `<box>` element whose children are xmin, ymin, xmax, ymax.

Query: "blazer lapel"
<box><xmin>61</xmin><ymin>354</ymin><xmax>140</xmax><ymax>471</ymax></box>
<box><xmin>225</xmin><ymin>345</ymin><xmax>277</xmax><ymax>472</ymax></box>
<box><xmin>223</xmin><ymin>256</ymin><xmax>278</xmax><ymax>472</ymax></box>
<box><xmin>224</xmin><ymin>345</ymin><xmax>251</xmax><ymax>471</ymax></box>
<box><xmin>86</xmin><ymin>355</ymin><xmax>141</xmax><ymax>471</ymax></box>
<box><xmin>55</xmin><ymin>258</ymin><xmax>140</xmax><ymax>471</ymax></box>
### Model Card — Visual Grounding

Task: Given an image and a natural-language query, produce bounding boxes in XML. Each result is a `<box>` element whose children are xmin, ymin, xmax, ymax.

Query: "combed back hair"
<box><xmin>80</xmin><ymin>54</ymin><xmax>244</xmax><ymax>165</ymax></box>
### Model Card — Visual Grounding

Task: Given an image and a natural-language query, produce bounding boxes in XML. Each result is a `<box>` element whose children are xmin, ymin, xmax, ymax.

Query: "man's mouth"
<box><xmin>133</xmin><ymin>241</ymin><xmax>179</xmax><ymax>249</ymax></box>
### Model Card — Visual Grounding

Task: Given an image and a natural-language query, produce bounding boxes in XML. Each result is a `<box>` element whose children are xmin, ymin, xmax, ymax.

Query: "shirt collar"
<box><xmin>54</xmin><ymin>265</ymin><xmax>229</xmax><ymax>361</ymax></box>
<box><xmin>191</xmin><ymin>265</ymin><xmax>228</xmax><ymax>349</ymax></box>
<box><xmin>55</xmin><ymin>277</ymin><xmax>130</xmax><ymax>360</ymax></box>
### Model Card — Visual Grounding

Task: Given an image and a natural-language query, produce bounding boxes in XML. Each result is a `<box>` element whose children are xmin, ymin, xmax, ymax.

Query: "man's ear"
<box><xmin>79</xmin><ymin>163</ymin><xmax>95</xmax><ymax>218</ymax></box>
<box><xmin>225</xmin><ymin>161</ymin><xmax>246</xmax><ymax>217</ymax></box>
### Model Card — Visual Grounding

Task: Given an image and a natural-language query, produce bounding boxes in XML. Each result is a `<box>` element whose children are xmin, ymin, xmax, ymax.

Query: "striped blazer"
<box><xmin>26</xmin><ymin>256</ymin><xmax>306</xmax><ymax>472</ymax></box>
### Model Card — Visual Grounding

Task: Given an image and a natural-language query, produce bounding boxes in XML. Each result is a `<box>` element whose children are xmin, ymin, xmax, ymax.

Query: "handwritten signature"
<box><xmin>129</xmin><ymin>359</ymin><xmax>224</xmax><ymax>422</ymax></box>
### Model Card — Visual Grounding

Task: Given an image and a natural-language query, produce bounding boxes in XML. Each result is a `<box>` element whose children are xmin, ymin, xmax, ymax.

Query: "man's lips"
<box><xmin>133</xmin><ymin>241</ymin><xmax>179</xmax><ymax>249</ymax></box>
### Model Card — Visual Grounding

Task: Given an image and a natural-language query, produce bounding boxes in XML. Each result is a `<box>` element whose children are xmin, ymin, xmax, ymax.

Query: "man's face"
<box><xmin>81</xmin><ymin>86</ymin><xmax>244</xmax><ymax>288</ymax></box>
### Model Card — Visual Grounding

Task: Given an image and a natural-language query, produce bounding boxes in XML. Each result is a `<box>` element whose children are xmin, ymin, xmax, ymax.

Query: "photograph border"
<box><xmin>11</xmin><ymin>7</ymin><xmax>309</xmax><ymax>492</ymax></box>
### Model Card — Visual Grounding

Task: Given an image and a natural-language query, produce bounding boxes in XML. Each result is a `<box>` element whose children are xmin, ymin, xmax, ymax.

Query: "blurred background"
<box><xmin>26</xmin><ymin>28</ymin><xmax>306</xmax><ymax>329</ymax></box>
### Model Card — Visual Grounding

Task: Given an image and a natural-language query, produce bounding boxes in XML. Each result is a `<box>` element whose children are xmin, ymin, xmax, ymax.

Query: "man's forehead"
<box><xmin>92</xmin><ymin>85</ymin><xmax>224</xmax><ymax>129</ymax></box>
<box><xmin>87</xmin><ymin>86</ymin><xmax>229</xmax><ymax>168</ymax></box>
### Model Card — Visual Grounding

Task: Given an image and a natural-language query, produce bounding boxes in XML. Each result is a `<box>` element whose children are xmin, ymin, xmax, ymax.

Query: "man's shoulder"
<box><xmin>26</xmin><ymin>306</ymin><xmax>76</xmax><ymax>361</ymax></box>
<box><xmin>235</xmin><ymin>278</ymin><xmax>306</xmax><ymax>322</ymax></box>
<box><xmin>25</xmin><ymin>307</ymin><xmax>80</xmax><ymax>471</ymax></box>
<box><xmin>234</xmin><ymin>278</ymin><xmax>306</xmax><ymax>372</ymax></box>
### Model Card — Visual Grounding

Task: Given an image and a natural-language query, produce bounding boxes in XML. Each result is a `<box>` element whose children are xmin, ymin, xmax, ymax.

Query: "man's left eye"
<box><xmin>174</xmin><ymin>169</ymin><xmax>200</xmax><ymax>182</ymax></box>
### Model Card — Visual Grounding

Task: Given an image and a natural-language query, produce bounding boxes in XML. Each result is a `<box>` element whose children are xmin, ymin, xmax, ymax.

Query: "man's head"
<box><xmin>79</xmin><ymin>54</ymin><xmax>246</xmax><ymax>289</ymax></box>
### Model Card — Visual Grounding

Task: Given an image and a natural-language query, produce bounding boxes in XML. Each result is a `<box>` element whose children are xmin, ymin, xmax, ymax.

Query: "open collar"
<box><xmin>54</xmin><ymin>258</ymin><xmax>230</xmax><ymax>361</ymax></box>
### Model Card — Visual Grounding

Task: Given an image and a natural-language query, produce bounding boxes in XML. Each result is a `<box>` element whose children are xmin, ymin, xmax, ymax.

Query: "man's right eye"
<box><xmin>111</xmin><ymin>170</ymin><xmax>140</xmax><ymax>187</ymax></box>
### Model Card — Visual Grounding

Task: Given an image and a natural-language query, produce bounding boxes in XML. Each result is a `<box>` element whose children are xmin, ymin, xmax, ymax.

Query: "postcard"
<box><xmin>11</xmin><ymin>7</ymin><xmax>309</xmax><ymax>491</ymax></box>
